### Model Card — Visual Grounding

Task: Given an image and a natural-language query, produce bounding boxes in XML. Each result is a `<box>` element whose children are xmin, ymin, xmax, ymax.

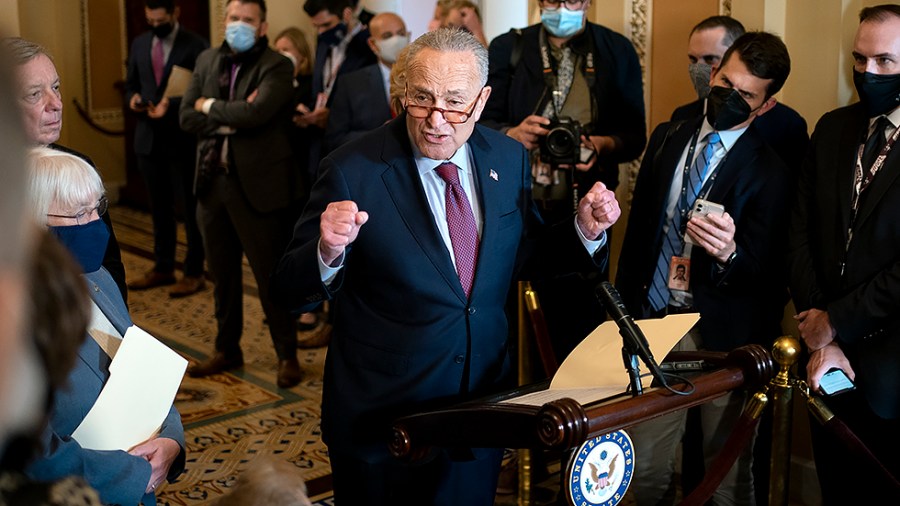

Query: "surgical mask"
<box><xmin>225</xmin><ymin>21</ymin><xmax>258</xmax><ymax>53</ymax></box>
<box><xmin>375</xmin><ymin>34</ymin><xmax>409</xmax><ymax>64</ymax></box>
<box><xmin>705</xmin><ymin>86</ymin><xmax>752</xmax><ymax>131</ymax></box>
<box><xmin>280</xmin><ymin>50</ymin><xmax>298</xmax><ymax>71</ymax></box>
<box><xmin>152</xmin><ymin>22</ymin><xmax>174</xmax><ymax>39</ymax></box>
<box><xmin>541</xmin><ymin>7</ymin><xmax>585</xmax><ymax>39</ymax></box>
<box><xmin>689</xmin><ymin>62</ymin><xmax>712</xmax><ymax>99</ymax></box>
<box><xmin>48</xmin><ymin>219</ymin><xmax>110</xmax><ymax>274</ymax></box>
<box><xmin>318</xmin><ymin>23</ymin><xmax>347</xmax><ymax>48</ymax></box>
<box><xmin>853</xmin><ymin>70</ymin><xmax>900</xmax><ymax>118</ymax></box>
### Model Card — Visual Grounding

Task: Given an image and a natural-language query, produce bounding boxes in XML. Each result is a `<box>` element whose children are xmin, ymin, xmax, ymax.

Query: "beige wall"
<box><xmin>12</xmin><ymin>0</ymin><xmax>887</xmax><ymax>196</ymax></box>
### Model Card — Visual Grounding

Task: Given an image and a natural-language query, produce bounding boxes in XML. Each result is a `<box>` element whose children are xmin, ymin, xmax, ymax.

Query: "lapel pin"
<box><xmin>489</xmin><ymin>169</ymin><xmax>499</xmax><ymax>181</ymax></box>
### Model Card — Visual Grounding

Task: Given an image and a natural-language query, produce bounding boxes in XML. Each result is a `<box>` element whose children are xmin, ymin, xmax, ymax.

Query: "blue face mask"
<box><xmin>48</xmin><ymin>219</ymin><xmax>110</xmax><ymax>273</ymax></box>
<box><xmin>225</xmin><ymin>21</ymin><xmax>258</xmax><ymax>53</ymax></box>
<box><xmin>541</xmin><ymin>6</ymin><xmax>585</xmax><ymax>38</ymax></box>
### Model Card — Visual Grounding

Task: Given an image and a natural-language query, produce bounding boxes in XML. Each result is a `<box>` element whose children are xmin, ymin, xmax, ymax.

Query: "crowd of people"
<box><xmin>0</xmin><ymin>0</ymin><xmax>898</xmax><ymax>505</ymax></box>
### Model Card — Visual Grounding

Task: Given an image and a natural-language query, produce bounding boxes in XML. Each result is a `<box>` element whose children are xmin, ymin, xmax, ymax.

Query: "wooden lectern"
<box><xmin>389</xmin><ymin>344</ymin><xmax>774</xmax><ymax>461</ymax></box>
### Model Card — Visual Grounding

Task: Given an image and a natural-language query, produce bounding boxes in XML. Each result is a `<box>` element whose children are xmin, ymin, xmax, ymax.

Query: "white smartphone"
<box><xmin>685</xmin><ymin>199</ymin><xmax>725</xmax><ymax>245</ymax></box>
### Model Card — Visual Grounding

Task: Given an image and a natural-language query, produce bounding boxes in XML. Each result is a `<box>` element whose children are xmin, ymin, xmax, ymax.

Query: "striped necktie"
<box><xmin>648</xmin><ymin>131</ymin><xmax>721</xmax><ymax>311</ymax></box>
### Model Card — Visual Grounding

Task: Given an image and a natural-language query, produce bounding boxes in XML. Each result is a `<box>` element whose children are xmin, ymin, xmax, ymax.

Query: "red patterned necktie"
<box><xmin>435</xmin><ymin>162</ymin><xmax>479</xmax><ymax>298</ymax></box>
<box><xmin>152</xmin><ymin>38</ymin><xmax>165</xmax><ymax>86</ymax></box>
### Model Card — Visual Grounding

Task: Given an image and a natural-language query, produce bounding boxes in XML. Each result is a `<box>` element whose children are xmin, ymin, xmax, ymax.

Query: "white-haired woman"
<box><xmin>24</xmin><ymin>146</ymin><xmax>185</xmax><ymax>506</ymax></box>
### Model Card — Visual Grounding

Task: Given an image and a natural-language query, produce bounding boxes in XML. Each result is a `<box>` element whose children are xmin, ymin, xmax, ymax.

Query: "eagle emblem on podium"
<box><xmin>566</xmin><ymin>430</ymin><xmax>634</xmax><ymax>505</ymax></box>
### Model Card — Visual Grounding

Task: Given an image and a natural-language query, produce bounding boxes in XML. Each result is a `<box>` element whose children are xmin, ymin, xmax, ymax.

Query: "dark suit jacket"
<box><xmin>26</xmin><ymin>268</ymin><xmax>185</xmax><ymax>506</ymax></box>
<box><xmin>125</xmin><ymin>26</ymin><xmax>208</xmax><ymax>156</ymax></box>
<box><xmin>616</xmin><ymin>117</ymin><xmax>792</xmax><ymax>351</ymax></box>
<box><xmin>179</xmin><ymin>41</ymin><xmax>296</xmax><ymax>213</ymax></box>
<box><xmin>671</xmin><ymin>100</ymin><xmax>809</xmax><ymax>175</ymax></box>
<box><xmin>324</xmin><ymin>63</ymin><xmax>391</xmax><ymax>153</ymax></box>
<box><xmin>274</xmin><ymin>117</ymin><xmax>606</xmax><ymax>462</ymax></box>
<box><xmin>789</xmin><ymin>103</ymin><xmax>900</xmax><ymax>419</ymax></box>
<box><xmin>311</xmin><ymin>27</ymin><xmax>377</xmax><ymax>104</ymax></box>
<box><xmin>480</xmin><ymin>22</ymin><xmax>646</xmax><ymax>190</ymax></box>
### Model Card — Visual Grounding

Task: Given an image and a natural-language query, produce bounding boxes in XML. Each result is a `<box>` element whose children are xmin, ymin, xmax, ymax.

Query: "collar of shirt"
<box><xmin>378</xmin><ymin>61</ymin><xmax>391</xmax><ymax>105</ymax></box>
<box><xmin>870</xmin><ymin>106</ymin><xmax>900</xmax><ymax>134</ymax></box>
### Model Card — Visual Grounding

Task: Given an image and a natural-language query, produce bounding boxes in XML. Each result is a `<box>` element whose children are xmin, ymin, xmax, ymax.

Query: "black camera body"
<box><xmin>539</xmin><ymin>116</ymin><xmax>584</xmax><ymax>166</ymax></box>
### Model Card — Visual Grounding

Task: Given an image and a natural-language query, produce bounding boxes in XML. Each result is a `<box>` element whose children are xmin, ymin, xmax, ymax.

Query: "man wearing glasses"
<box><xmin>275</xmin><ymin>27</ymin><xmax>621</xmax><ymax>504</ymax></box>
<box><xmin>481</xmin><ymin>0</ymin><xmax>647</xmax><ymax>366</ymax></box>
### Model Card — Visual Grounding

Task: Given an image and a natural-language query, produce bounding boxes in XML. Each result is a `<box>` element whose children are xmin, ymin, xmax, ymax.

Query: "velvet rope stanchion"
<box><xmin>679</xmin><ymin>390</ymin><xmax>768</xmax><ymax>506</ymax></box>
<box><xmin>804</xmin><ymin>387</ymin><xmax>900</xmax><ymax>492</ymax></box>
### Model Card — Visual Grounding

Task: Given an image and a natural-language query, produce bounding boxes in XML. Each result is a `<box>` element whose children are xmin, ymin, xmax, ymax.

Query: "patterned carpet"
<box><xmin>111</xmin><ymin>206</ymin><xmax>335</xmax><ymax>505</ymax></box>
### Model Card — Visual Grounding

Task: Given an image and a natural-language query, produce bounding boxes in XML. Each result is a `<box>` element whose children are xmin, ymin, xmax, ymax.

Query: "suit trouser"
<box><xmin>136</xmin><ymin>149</ymin><xmax>205</xmax><ymax>276</ymax></box>
<box><xmin>329</xmin><ymin>447</ymin><xmax>504</xmax><ymax>506</ymax></box>
<box><xmin>196</xmin><ymin>172</ymin><xmax>296</xmax><ymax>360</ymax></box>
<box><xmin>809</xmin><ymin>387</ymin><xmax>900</xmax><ymax>504</ymax></box>
<box><xmin>627</xmin><ymin>331</ymin><xmax>757</xmax><ymax>506</ymax></box>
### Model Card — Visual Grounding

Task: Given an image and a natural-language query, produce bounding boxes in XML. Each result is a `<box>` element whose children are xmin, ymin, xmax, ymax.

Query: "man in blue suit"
<box><xmin>125</xmin><ymin>0</ymin><xmax>209</xmax><ymax>297</ymax></box>
<box><xmin>274</xmin><ymin>27</ymin><xmax>621</xmax><ymax>505</ymax></box>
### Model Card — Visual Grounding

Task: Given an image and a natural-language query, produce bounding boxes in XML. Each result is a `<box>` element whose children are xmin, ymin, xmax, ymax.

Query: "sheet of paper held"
<box><xmin>502</xmin><ymin>313</ymin><xmax>700</xmax><ymax>407</ymax></box>
<box><xmin>72</xmin><ymin>325</ymin><xmax>187</xmax><ymax>451</ymax></box>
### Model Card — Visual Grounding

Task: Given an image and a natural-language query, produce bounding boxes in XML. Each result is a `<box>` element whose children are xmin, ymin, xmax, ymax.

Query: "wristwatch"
<box><xmin>723</xmin><ymin>250</ymin><xmax>737</xmax><ymax>266</ymax></box>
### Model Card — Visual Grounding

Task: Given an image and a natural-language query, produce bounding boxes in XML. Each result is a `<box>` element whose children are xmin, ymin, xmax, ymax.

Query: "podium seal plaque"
<box><xmin>566</xmin><ymin>430</ymin><xmax>634</xmax><ymax>506</ymax></box>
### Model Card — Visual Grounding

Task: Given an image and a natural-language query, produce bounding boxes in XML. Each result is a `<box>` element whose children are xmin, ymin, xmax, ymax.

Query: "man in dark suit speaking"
<box><xmin>789</xmin><ymin>5</ymin><xmax>900</xmax><ymax>501</ymax></box>
<box><xmin>274</xmin><ymin>27</ymin><xmax>621</xmax><ymax>505</ymax></box>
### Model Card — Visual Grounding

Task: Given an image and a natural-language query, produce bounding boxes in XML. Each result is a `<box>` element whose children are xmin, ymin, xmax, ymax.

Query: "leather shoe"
<box><xmin>128</xmin><ymin>270</ymin><xmax>176</xmax><ymax>290</ymax></box>
<box><xmin>297</xmin><ymin>323</ymin><xmax>332</xmax><ymax>349</ymax></box>
<box><xmin>169</xmin><ymin>276</ymin><xmax>206</xmax><ymax>298</ymax></box>
<box><xmin>277</xmin><ymin>357</ymin><xmax>303</xmax><ymax>388</ymax></box>
<box><xmin>187</xmin><ymin>352</ymin><xmax>243</xmax><ymax>378</ymax></box>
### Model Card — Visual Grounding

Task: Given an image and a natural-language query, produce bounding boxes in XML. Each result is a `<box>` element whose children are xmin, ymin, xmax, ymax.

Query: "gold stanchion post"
<box><xmin>768</xmin><ymin>336</ymin><xmax>800</xmax><ymax>506</ymax></box>
<box><xmin>518</xmin><ymin>281</ymin><xmax>532</xmax><ymax>505</ymax></box>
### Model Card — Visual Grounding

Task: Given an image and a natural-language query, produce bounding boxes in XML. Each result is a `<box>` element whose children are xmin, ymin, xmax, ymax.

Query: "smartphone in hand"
<box><xmin>685</xmin><ymin>199</ymin><xmax>725</xmax><ymax>245</ymax></box>
<box><xmin>819</xmin><ymin>367</ymin><xmax>855</xmax><ymax>396</ymax></box>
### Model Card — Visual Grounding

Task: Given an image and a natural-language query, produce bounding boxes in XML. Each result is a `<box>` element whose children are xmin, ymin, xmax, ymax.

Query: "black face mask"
<box><xmin>318</xmin><ymin>22</ymin><xmax>347</xmax><ymax>48</ymax></box>
<box><xmin>152</xmin><ymin>22</ymin><xmax>174</xmax><ymax>39</ymax></box>
<box><xmin>853</xmin><ymin>70</ymin><xmax>900</xmax><ymax>118</ymax></box>
<box><xmin>706</xmin><ymin>86</ymin><xmax>752</xmax><ymax>131</ymax></box>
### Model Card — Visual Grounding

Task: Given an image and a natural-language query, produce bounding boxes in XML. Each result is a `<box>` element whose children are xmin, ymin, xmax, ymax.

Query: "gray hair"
<box><xmin>1</xmin><ymin>37</ymin><xmax>53</xmax><ymax>66</ymax></box>
<box><xmin>27</xmin><ymin>147</ymin><xmax>105</xmax><ymax>226</ymax></box>
<box><xmin>405</xmin><ymin>27</ymin><xmax>488</xmax><ymax>87</ymax></box>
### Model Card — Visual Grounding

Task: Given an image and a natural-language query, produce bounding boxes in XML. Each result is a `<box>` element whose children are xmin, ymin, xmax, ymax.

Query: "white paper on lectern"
<box><xmin>501</xmin><ymin>314</ymin><xmax>700</xmax><ymax>407</ymax></box>
<box><xmin>72</xmin><ymin>325</ymin><xmax>187</xmax><ymax>451</ymax></box>
<box><xmin>551</xmin><ymin>313</ymin><xmax>700</xmax><ymax>391</ymax></box>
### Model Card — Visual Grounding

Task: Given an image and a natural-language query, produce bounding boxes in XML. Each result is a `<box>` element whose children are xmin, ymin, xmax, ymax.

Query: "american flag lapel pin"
<box><xmin>489</xmin><ymin>169</ymin><xmax>499</xmax><ymax>181</ymax></box>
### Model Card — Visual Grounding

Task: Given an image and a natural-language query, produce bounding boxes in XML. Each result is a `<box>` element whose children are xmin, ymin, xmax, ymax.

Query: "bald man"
<box><xmin>324</xmin><ymin>12</ymin><xmax>409</xmax><ymax>152</ymax></box>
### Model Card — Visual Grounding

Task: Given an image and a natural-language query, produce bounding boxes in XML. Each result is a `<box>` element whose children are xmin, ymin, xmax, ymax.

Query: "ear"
<box><xmin>755</xmin><ymin>96</ymin><xmax>777</xmax><ymax>118</ymax></box>
<box><xmin>173</xmin><ymin>6</ymin><xmax>181</xmax><ymax>20</ymax></box>
<box><xmin>469</xmin><ymin>86</ymin><xmax>492</xmax><ymax>123</ymax></box>
<box><xmin>367</xmin><ymin>37</ymin><xmax>378</xmax><ymax>55</ymax></box>
<box><xmin>259</xmin><ymin>20</ymin><xmax>269</xmax><ymax>38</ymax></box>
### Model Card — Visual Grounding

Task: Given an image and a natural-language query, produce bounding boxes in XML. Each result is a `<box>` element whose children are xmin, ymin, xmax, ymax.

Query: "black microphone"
<box><xmin>596</xmin><ymin>281</ymin><xmax>666</xmax><ymax>384</ymax></box>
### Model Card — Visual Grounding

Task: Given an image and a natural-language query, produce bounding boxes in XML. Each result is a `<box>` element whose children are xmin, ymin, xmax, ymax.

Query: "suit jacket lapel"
<box><xmin>380</xmin><ymin>118</ymin><xmax>467</xmax><ymax>301</ymax></box>
<box><xmin>468</xmin><ymin>127</ymin><xmax>501</xmax><ymax>299</ymax></box>
<box><xmin>838</xmin><ymin>109</ymin><xmax>868</xmax><ymax>240</ymax></box>
<box><xmin>705</xmin><ymin>126</ymin><xmax>764</xmax><ymax>202</ymax></box>
<box><xmin>855</xmin><ymin>115</ymin><xmax>900</xmax><ymax>228</ymax></box>
<box><xmin>652</xmin><ymin>118</ymin><xmax>703</xmax><ymax>225</ymax></box>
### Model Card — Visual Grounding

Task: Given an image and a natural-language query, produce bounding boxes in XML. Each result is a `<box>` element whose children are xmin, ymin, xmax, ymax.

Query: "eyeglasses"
<box><xmin>540</xmin><ymin>0</ymin><xmax>586</xmax><ymax>10</ymax></box>
<box><xmin>404</xmin><ymin>88</ymin><xmax>482</xmax><ymax>124</ymax></box>
<box><xmin>47</xmin><ymin>196</ymin><xmax>108</xmax><ymax>225</ymax></box>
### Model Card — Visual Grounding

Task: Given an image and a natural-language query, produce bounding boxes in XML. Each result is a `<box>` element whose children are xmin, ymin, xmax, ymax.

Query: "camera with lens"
<box><xmin>539</xmin><ymin>116</ymin><xmax>584</xmax><ymax>166</ymax></box>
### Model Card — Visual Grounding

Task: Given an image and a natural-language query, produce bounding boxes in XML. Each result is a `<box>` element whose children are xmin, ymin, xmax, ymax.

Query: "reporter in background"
<box><xmin>788</xmin><ymin>5</ymin><xmax>900</xmax><ymax>502</ymax></box>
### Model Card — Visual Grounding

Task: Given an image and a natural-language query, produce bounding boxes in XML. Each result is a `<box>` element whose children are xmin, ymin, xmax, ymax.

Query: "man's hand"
<box><xmin>686</xmin><ymin>212</ymin><xmax>736</xmax><ymax>263</ymax></box>
<box><xmin>320</xmin><ymin>201</ymin><xmax>369</xmax><ymax>266</ymax></box>
<box><xmin>576</xmin><ymin>182</ymin><xmax>620</xmax><ymax>240</ymax></box>
<box><xmin>129</xmin><ymin>437</ymin><xmax>181</xmax><ymax>494</ymax></box>
<box><xmin>146</xmin><ymin>97</ymin><xmax>170</xmax><ymax>119</ymax></box>
<box><xmin>194</xmin><ymin>97</ymin><xmax>208</xmax><ymax>112</ymax></box>
<box><xmin>129</xmin><ymin>94</ymin><xmax>147</xmax><ymax>112</ymax></box>
<box><xmin>295</xmin><ymin>104</ymin><xmax>329</xmax><ymax>129</ymax></box>
<box><xmin>794</xmin><ymin>308</ymin><xmax>837</xmax><ymax>351</ymax></box>
<box><xmin>806</xmin><ymin>342</ymin><xmax>854</xmax><ymax>393</ymax></box>
<box><xmin>506</xmin><ymin>115</ymin><xmax>550</xmax><ymax>150</ymax></box>
<box><xmin>246</xmin><ymin>89</ymin><xmax>259</xmax><ymax>104</ymax></box>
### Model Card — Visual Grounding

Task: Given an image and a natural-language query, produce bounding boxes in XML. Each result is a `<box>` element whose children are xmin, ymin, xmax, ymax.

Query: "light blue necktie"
<box><xmin>648</xmin><ymin>131</ymin><xmax>721</xmax><ymax>311</ymax></box>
